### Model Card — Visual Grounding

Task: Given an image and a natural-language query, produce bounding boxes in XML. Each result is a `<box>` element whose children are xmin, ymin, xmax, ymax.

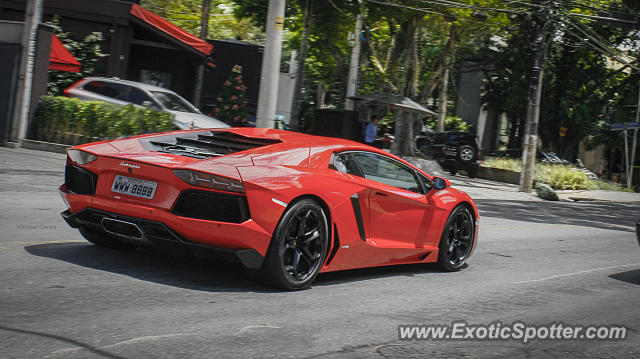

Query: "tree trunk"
<box><xmin>393</xmin><ymin>17</ymin><xmax>421</xmax><ymax>156</ymax></box>
<box><xmin>290</xmin><ymin>0</ymin><xmax>313</xmax><ymax>129</ymax></box>
<box><xmin>436</xmin><ymin>66</ymin><xmax>449</xmax><ymax>132</ymax></box>
<box><xmin>418</xmin><ymin>24</ymin><xmax>456</xmax><ymax>107</ymax></box>
<box><xmin>192</xmin><ymin>0</ymin><xmax>211</xmax><ymax>107</ymax></box>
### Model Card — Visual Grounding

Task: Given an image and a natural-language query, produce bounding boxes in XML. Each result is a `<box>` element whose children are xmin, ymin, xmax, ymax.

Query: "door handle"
<box><xmin>375</xmin><ymin>192</ymin><xmax>388</xmax><ymax>197</ymax></box>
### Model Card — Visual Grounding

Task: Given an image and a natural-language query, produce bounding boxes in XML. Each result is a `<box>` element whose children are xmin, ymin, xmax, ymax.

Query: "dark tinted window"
<box><xmin>124</xmin><ymin>88</ymin><xmax>155</xmax><ymax>107</ymax></box>
<box><xmin>351</xmin><ymin>152</ymin><xmax>424</xmax><ymax>193</ymax></box>
<box><xmin>83</xmin><ymin>81</ymin><xmax>129</xmax><ymax>100</ymax></box>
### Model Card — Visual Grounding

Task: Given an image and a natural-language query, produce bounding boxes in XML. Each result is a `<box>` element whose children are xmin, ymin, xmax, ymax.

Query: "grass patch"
<box><xmin>484</xmin><ymin>158</ymin><xmax>630</xmax><ymax>191</ymax></box>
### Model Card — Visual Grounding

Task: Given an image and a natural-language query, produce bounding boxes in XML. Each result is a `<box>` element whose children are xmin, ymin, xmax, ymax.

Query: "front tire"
<box><xmin>262</xmin><ymin>199</ymin><xmax>329</xmax><ymax>290</ymax></box>
<box><xmin>437</xmin><ymin>205</ymin><xmax>475</xmax><ymax>271</ymax></box>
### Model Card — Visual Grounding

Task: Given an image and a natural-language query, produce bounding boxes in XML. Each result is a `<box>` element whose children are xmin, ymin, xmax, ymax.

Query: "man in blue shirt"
<box><xmin>364</xmin><ymin>116</ymin><xmax>379</xmax><ymax>145</ymax></box>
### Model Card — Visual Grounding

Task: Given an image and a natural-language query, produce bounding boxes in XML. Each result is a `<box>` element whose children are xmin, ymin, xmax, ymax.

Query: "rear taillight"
<box><xmin>63</xmin><ymin>79</ymin><xmax>84</xmax><ymax>97</ymax></box>
<box><xmin>67</xmin><ymin>149</ymin><xmax>97</xmax><ymax>165</ymax></box>
<box><xmin>173</xmin><ymin>169</ymin><xmax>244</xmax><ymax>193</ymax></box>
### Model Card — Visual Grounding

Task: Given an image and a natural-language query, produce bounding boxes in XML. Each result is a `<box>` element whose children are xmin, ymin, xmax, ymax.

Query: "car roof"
<box><xmin>80</xmin><ymin>77</ymin><xmax>174</xmax><ymax>93</ymax></box>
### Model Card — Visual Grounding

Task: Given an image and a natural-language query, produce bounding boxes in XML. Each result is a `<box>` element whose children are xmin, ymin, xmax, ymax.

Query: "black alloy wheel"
<box><xmin>263</xmin><ymin>199</ymin><xmax>329</xmax><ymax>290</ymax></box>
<box><xmin>437</xmin><ymin>205</ymin><xmax>475</xmax><ymax>271</ymax></box>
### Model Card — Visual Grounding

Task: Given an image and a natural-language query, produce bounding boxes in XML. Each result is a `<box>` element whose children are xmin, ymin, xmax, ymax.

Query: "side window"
<box><xmin>124</xmin><ymin>88</ymin><xmax>156</xmax><ymax>107</ymax></box>
<box><xmin>331</xmin><ymin>153</ymin><xmax>363</xmax><ymax>177</ymax></box>
<box><xmin>83</xmin><ymin>81</ymin><xmax>128</xmax><ymax>100</ymax></box>
<box><xmin>351</xmin><ymin>152</ymin><xmax>424</xmax><ymax>194</ymax></box>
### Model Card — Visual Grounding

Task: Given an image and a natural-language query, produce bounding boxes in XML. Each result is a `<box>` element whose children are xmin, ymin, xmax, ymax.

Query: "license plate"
<box><xmin>111</xmin><ymin>175</ymin><xmax>157</xmax><ymax>199</ymax></box>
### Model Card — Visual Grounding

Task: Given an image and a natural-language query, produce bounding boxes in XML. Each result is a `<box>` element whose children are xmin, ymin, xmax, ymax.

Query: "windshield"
<box><xmin>150</xmin><ymin>91</ymin><xmax>197</xmax><ymax>113</ymax></box>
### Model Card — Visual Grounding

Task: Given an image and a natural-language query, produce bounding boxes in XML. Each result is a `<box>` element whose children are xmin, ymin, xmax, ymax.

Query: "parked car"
<box><xmin>418</xmin><ymin>131</ymin><xmax>481</xmax><ymax>176</ymax></box>
<box><xmin>65</xmin><ymin>77</ymin><xmax>229</xmax><ymax>130</ymax></box>
<box><xmin>60</xmin><ymin>128</ymin><xmax>479</xmax><ymax>290</ymax></box>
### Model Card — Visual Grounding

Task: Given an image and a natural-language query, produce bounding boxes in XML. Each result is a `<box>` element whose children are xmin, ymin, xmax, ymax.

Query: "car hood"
<box><xmin>170</xmin><ymin>111</ymin><xmax>230</xmax><ymax>129</ymax></box>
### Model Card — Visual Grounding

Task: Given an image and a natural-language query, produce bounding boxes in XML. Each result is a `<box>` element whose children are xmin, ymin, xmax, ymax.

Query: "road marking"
<box><xmin>48</xmin><ymin>334</ymin><xmax>189</xmax><ymax>357</ymax></box>
<box><xmin>235</xmin><ymin>325</ymin><xmax>280</xmax><ymax>335</ymax></box>
<box><xmin>513</xmin><ymin>263</ymin><xmax>640</xmax><ymax>284</ymax></box>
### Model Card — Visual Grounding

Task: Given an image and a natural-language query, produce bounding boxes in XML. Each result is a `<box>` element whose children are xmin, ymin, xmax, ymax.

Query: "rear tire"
<box><xmin>262</xmin><ymin>199</ymin><xmax>329</xmax><ymax>290</ymax></box>
<box><xmin>437</xmin><ymin>205</ymin><xmax>475</xmax><ymax>271</ymax></box>
<box><xmin>79</xmin><ymin>226</ymin><xmax>134</xmax><ymax>250</ymax></box>
<box><xmin>458</xmin><ymin>145</ymin><xmax>476</xmax><ymax>163</ymax></box>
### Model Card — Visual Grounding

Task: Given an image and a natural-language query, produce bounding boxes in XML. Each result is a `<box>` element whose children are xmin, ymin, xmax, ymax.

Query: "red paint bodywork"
<box><xmin>60</xmin><ymin>128</ymin><xmax>479</xmax><ymax>273</ymax></box>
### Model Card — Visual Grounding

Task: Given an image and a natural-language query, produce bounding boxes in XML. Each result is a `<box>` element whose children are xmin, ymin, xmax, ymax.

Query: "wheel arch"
<box><xmin>283</xmin><ymin>194</ymin><xmax>334</xmax><ymax>262</ymax></box>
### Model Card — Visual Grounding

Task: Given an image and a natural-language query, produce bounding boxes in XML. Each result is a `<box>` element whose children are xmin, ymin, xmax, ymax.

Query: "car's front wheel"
<box><xmin>262</xmin><ymin>199</ymin><xmax>329</xmax><ymax>290</ymax></box>
<box><xmin>437</xmin><ymin>205</ymin><xmax>475</xmax><ymax>271</ymax></box>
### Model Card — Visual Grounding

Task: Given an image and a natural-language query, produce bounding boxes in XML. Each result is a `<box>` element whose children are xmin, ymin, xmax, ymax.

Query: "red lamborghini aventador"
<box><xmin>60</xmin><ymin>128</ymin><xmax>478</xmax><ymax>290</ymax></box>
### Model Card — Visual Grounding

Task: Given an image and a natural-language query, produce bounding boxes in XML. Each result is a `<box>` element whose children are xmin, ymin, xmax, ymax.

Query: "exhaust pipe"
<box><xmin>102</xmin><ymin>217</ymin><xmax>143</xmax><ymax>240</ymax></box>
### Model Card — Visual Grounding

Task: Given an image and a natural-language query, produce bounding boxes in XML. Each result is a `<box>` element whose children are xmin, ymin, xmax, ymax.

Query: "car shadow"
<box><xmin>25</xmin><ymin>241</ymin><xmax>455</xmax><ymax>291</ymax></box>
<box><xmin>24</xmin><ymin>241</ymin><xmax>274</xmax><ymax>293</ymax></box>
<box><xmin>476</xmin><ymin>199</ymin><xmax>639</xmax><ymax>233</ymax></box>
<box><xmin>609</xmin><ymin>269</ymin><xmax>640</xmax><ymax>285</ymax></box>
<box><xmin>314</xmin><ymin>263</ymin><xmax>463</xmax><ymax>287</ymax></box>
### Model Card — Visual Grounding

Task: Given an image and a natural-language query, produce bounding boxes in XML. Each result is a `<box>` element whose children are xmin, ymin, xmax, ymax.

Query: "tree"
<box><xmin>209</xmin><ymin>65</ymin><xmax>250</xmax><ymax>126</ymax></box>
<box><xmin>140</xmin><ymin>0</ymin><xmax>264</xmax><ymax>42</ymax></box>
<box><xmin>45</xmin><ymin>16</ymin><xmax>107</xmax><ymax>96</ymax></box>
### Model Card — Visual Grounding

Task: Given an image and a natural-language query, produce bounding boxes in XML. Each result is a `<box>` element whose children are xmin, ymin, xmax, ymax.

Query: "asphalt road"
<box><xmin>1</xmin><ymin>147</ymin><xmax>639</xmax><ymax>359</ymax></box>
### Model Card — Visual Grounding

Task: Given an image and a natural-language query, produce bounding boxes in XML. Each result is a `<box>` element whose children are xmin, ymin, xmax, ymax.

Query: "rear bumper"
<box><xmin>61</xmin><ymin>208</ymin><xmax>264</xmax><ymax>269</ymax></box>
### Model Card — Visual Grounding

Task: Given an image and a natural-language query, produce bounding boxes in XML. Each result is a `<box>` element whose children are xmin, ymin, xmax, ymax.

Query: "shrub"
<box><xmin>31</xmin><ymin>96</ymin><xmax>175</xmax><ymax>145</ymax></box>
<box><xmin>483</xmin><ymin>157</ymin><xmax>629</xmax><ymax>191</ymax></box>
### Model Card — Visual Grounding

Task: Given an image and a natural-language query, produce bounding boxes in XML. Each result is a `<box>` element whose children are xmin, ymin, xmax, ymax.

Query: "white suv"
<box><xmin>65</xmin><ymin>77</ymin><xmax>229</xmax><ymax>130</ymax></box>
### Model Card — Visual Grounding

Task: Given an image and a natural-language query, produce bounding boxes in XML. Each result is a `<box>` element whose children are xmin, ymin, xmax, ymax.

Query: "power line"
<box><xmin>413</xmin><ymin>0</ymin><xmax>527</xmax><ymax>15</ymax></box>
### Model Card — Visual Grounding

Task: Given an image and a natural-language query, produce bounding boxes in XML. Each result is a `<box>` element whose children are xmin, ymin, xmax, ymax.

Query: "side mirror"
<box><xmin>142</xmin><ymin>100</ymin><xmax>153</xmax><ymax>107</ymax></box>
<box><xmin>432</xmin><ymin>177</ymin><xmax>448</xmax><ymax>191</ymax></box>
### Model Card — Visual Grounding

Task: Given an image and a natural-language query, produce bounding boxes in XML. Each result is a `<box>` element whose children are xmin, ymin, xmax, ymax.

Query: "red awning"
<box><xmin>49</xmin><ymin>34</ymin><xmax>81</xmax><ymax>72</ymax></box>
<box><xmin>130</xmin><ymin>3</ymin><xmax>213</xmax><ymax>56</ymax></box>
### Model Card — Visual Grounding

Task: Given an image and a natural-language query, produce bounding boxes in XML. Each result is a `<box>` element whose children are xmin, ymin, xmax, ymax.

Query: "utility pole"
<box><xmin>256</xmin><ymin>0</ymin><xmax>286</xmax><ymax>129</ymax></box>
<box><xmin>519</xmin><ymin>2</ymin><xmax>552</xmax><ymax>193</ymax></box>
<box><xmin>628</xmin><ymin>80</ymin><xmax>640</xmax><ymax>189</ymax></box>
<box><xmin>345</xmin><ymin>14</ymin><xmax>362</xmax><ymax>111</ymax></box>
<box><xmin>192</xmin><ymin>0</ymin><xmax>211</xmax><ymax>108</ymax></box>
<box><xmin>9</xmin><ymin>0</ymin><xmax>43</xmax><ymax>147</ymax></box>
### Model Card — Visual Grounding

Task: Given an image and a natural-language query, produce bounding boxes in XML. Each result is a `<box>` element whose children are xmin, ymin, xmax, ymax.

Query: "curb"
<box><xmin>19</xmin><ymin>139</ymin><xmax>69</xmax><ymax>154</ymax></box>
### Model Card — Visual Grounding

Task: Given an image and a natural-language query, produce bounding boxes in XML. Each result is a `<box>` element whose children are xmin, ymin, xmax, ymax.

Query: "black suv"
<box><xmin>417</xmin><ymin>131</ymin><xmax>481</xmax><ymax>176</ymax></box>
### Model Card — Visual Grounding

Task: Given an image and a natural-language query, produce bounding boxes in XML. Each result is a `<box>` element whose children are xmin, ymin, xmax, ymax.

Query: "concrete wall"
<box><xmin>276</xmin><ymin>72</ymin><xmax>295</xmax><ymax>124</ymax></box>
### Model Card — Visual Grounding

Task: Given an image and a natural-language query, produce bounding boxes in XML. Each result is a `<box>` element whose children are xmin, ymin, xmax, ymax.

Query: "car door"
<box><xmin>348</xmin><ymin>152</ymin><xmax>435</xmax><ymax>249</ymax></box>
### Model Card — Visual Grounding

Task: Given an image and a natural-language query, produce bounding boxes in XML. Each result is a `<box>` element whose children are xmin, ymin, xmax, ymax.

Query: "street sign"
<box><xmin>610</xmin><ymin>122</ymin><xmax>640</xmax><ymax>130</ymax></box>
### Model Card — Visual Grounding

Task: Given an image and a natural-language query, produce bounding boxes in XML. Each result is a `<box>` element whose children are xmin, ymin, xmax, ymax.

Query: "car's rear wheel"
<box><xmin>437</xmin><ymin>205</ymin><xmax>475</xmax><ymax>271</ymax></box>
<box><xmin>263</xmin><ymin>199</ymin><xmax>329</xmax><ymax>290</ymax></box>
<box><xmin>78</xmin><ymin>226</ymin><xmax>134</xmax><ymax>250</ymax></box>
<box><xmin>458</xmin><ymin>145</ymin><xmax>476</xmax><ymax>162</ymax></box>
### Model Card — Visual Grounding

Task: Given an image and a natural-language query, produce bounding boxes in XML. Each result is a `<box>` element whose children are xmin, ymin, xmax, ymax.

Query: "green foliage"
<box><xmin>32</xmin><ymin>96</ymin><xmax>174</xmax><ymax>145</ymax></box>
<box><xmin>426</xmin><ymin>116</ymin><xmax>471</xmax><ymax>132</ymax></box>
<box><xmin>140</xmin><ymin>0</ymin><xmax>264</xmax><ymax>42</ymax></box>
<box><xmin>484</xmin><ymin>157</ymin><xmax>629</xmax><ymax>191</ymax></box>
<box><xmin>209</xmin><ymin>65</ymin><xmax>250</xmax><ymax>126</ymax></box>
<box><xmin>45</xmin><ymin>16</ymin><xmax>107</xmax><ymax>96</ymax></box>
